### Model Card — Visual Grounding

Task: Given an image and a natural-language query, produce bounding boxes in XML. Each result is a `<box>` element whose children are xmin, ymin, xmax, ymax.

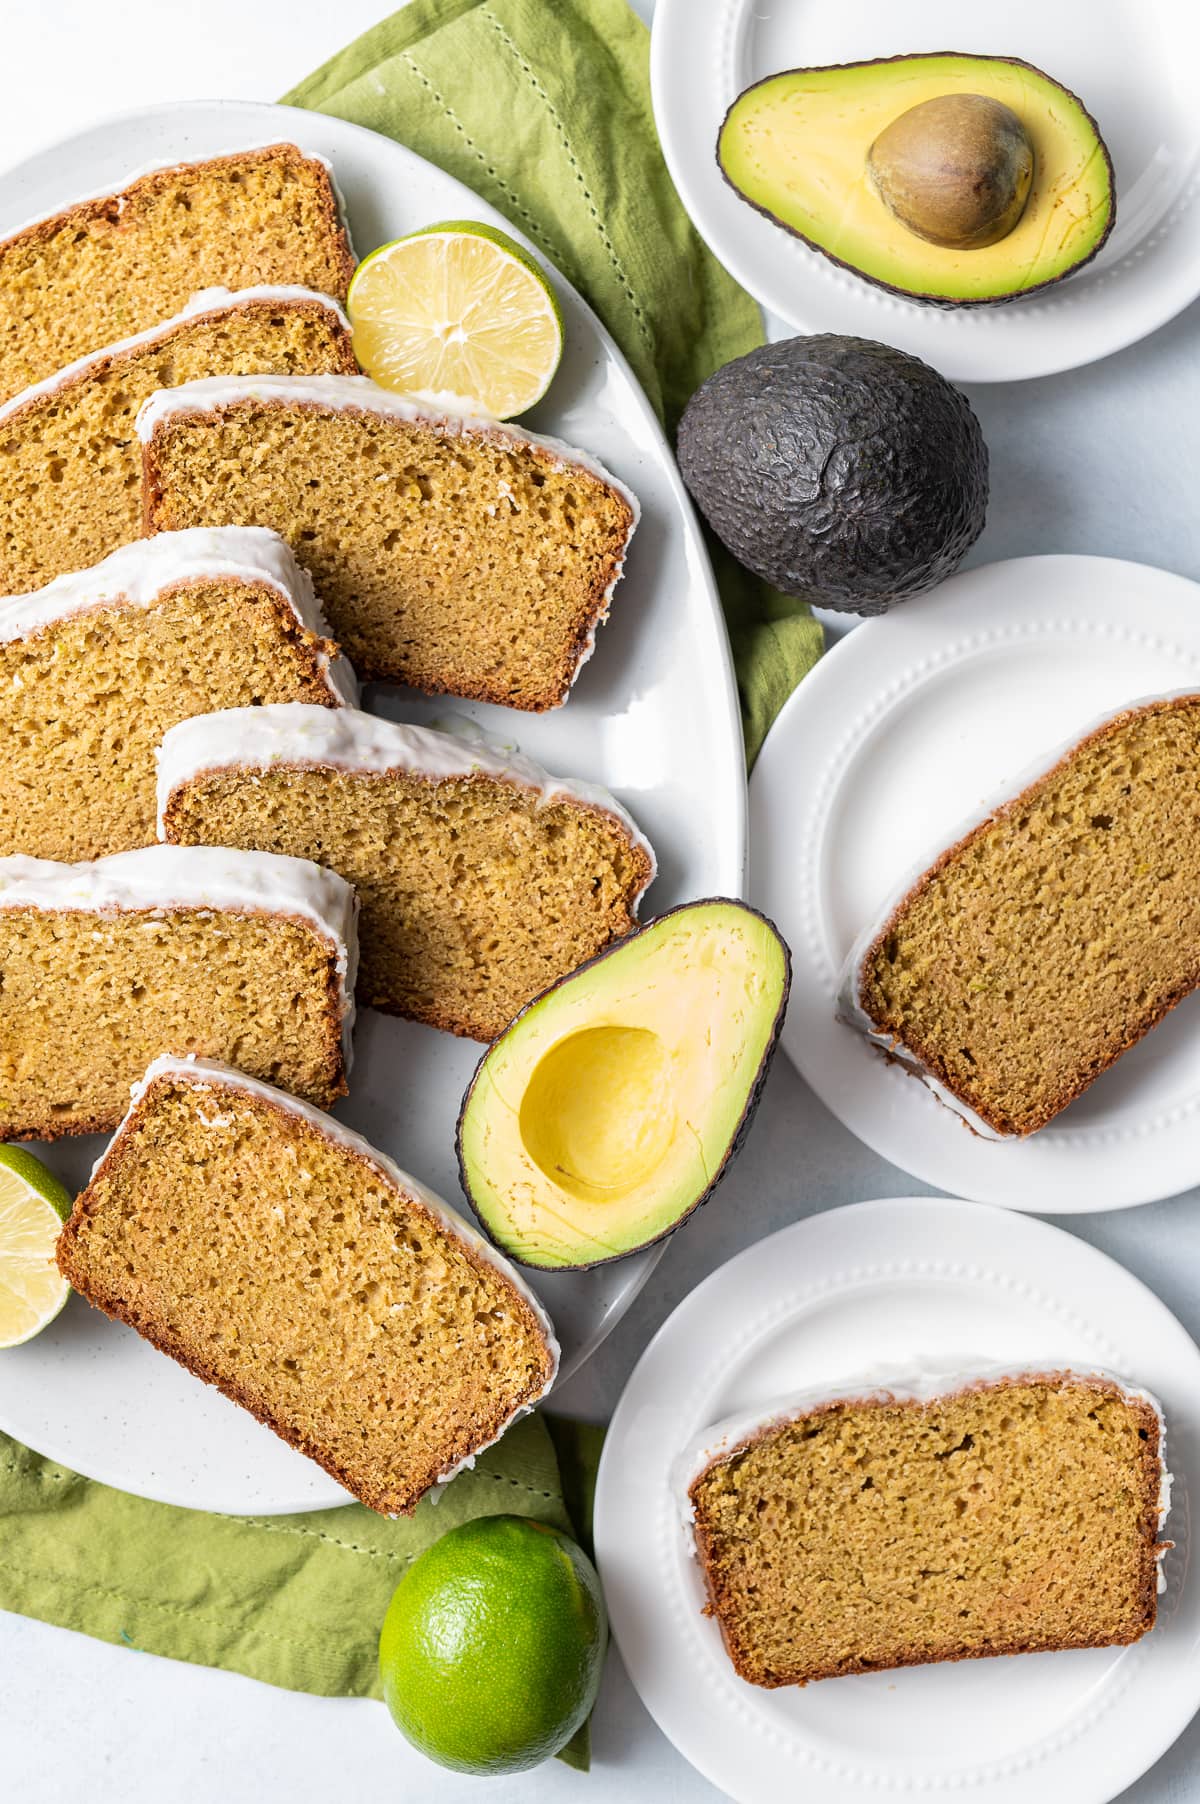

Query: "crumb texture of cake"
<box><xmin>0</xmin><ymin>846</ymin><xmax>356</xmax><ymax>1137</ymax></box>
<box><xmin>685</xmin><ymin>1372</ymin><xmax>1167</xmax><ymax>1687</ymax></box>
<box><xmin>138</xmin><ymin>374</ymin><xmax>638</xmax><ymax>708</ymax></box>
<box><xmin>0</xmin><ymin>144</ymin><xmax>355</xmax><ymax>403</ymax></box>
<box><xmin>57</xmin><ymin>1057</ymin><xmax>559</xmax><ymax>1514</ymax></box>
<box><xmin>158</xmin><ymin>702</ymin><xmax>655</xmax><ymax>1039</ymax></box>
<box><xmin>0</xmin><ymin>288</ymin><xmax>356</xmax><ymax>594</ymax></box>
<box><xmin>0</xmin><ymin>529</ymin><xmax>353</xmax><ymax>861</ymax></box>
<box><xmin>845</xmin><ymin>694</ymin><xmax>1200</xmax><ymax>1136</ymax></box>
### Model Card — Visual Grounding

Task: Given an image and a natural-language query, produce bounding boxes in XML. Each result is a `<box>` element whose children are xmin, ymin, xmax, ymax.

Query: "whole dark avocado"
<box><xmin>676</xmin><ymin>334</ymin><xmax>988</xmax><ymax>615</ymax></box>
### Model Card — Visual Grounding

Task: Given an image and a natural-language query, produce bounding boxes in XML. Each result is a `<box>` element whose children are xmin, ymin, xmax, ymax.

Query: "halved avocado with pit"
<box><xmin>718</xmin><ymin>52</ymin><xmax>1114</xmax><ymax>305</ymax></box>
<box><xmin>456</xmin><ymin>900</ymin><xmax>790</xmax><ymax>1270</ymax></box>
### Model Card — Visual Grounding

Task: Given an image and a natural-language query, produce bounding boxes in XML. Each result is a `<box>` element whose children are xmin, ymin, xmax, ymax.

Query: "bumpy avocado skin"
<box><xmin>455</xmin><ymin>900</ymin><xmax>792</xmax><ymax>1272</ymax></box>
<box><xmin>677</xmin><ymin>335</ymin><xmax>987</xmax><ymax>614</ymax></box>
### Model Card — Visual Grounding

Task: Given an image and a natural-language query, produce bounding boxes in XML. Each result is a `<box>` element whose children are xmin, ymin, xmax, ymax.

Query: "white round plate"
<box><xmin>651</xmin><ymin>0</ymin><xmax>1200</xmax><ymax>383</ymax></box>
<box><xmin>595</xmin><ymin>1197</ymin><xmax>1200</xmax><ymax>1804</ymax></box>
<box><xmin>0</xmin><ymin>100</ymin><xmax>745</xmax><ymax>1514</ymax></box>
<box><xmin>751</xmin><ymin>554</ymin><xmax>1200</xmax><ymax>1212</ymax></box>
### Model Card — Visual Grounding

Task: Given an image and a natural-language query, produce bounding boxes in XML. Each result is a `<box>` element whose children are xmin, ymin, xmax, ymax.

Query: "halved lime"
<box><xmin>0</xmin><ymin>1145</ymin><xmax>73</xmax><ymax>1349</ymax></box>
<box><xmin>348</xmin><ymin>221</ymin><xmax>564</xmax><ymax>419</ymax></box>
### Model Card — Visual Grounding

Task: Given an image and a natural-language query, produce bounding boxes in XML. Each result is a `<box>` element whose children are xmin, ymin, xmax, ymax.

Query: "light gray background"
<box><xmin>2</xmin><ymin>3</ymin><xmax>1198</xmax><ymax>1801</ymax></box>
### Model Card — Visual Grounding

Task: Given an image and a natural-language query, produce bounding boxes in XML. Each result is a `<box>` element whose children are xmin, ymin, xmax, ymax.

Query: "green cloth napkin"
<box><xmin>285</xmin><ymin>0</ymin><xmax>823</xmax><ymax>763</ymax></box>
<box><xmin>0</xmin><ymin>1412</ymin><xmax>598</xmax><ymax>1769</ymax></box>
<box><xmin>0</xmin><ymin>0</ymin><xmax>822</xmax><ymax>1756</ymax></box>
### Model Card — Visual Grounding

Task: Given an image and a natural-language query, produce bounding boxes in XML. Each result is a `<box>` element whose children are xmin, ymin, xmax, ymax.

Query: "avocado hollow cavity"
<box><xmin>867</xmin><ymin>94</ymin><xmax>1034</xmax><ymax>250</ymax></box>
<box><xmin>456</xmin><ymin>900</ymin><xmax>791</xmax><ymax>1270</ymax></box>
<box><xmin>519</xmin><ymin>1025</ymin><xmax>677</xmax><ymax>1202</ymax></box>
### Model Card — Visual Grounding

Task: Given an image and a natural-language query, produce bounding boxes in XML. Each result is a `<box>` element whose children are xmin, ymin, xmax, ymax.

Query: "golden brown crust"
<box><xmin>5</xmin><ymin>576</ymin><xmax>346</xmax><ymax>702</ymax></box>
<box><xmin>855</xmin><ymin>694</ymin><xmax>1200</xmax><ymax>1136</ymax></box>
<box><xmin>0</xmin><ymin>144</ymin><xmax>356</xmax><ymax>300</ymax></box>
<box><xmin>688</xmin><ymin>1373</ymin><xmax>1165</xmax><ymax>1686</ymax></box>
<box><xmin>57</xmin><ymin>1074</ymin><xmax>556</xmax><ymax>1514</ymax></box>
<box><xmin>1</xmin><ymin>293</ymin><xmax>357</xmax><ymax>434</ymax></box>
<box><xmin>140</xmin><ymin>398</ymin><xmax>635</xmax><ymax>709</ymax></box>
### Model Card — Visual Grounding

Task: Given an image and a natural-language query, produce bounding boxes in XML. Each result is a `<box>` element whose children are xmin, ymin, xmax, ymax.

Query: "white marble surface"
<box><xmin>4</xmin><ymin>4</ymin><xmax>1200</xmax><ymax>1802</ymax></box>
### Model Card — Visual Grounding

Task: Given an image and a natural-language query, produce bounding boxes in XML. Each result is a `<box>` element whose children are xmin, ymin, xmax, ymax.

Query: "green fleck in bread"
<box><xmin>684</xmin><ymin>1371</ymin><xmax>1167</xmax><ymax>1686</ymax></box>
<box><xmin>0</xmin><ymin>287</ymin><xmax>356</xmax><ymax>594</ymax></box>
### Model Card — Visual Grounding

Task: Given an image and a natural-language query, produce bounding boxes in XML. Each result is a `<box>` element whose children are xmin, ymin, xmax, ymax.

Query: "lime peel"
<box><xmin>379</xmin><ymin>1514</ymin><xmax>606</xmax><ymax>1775</ymax></box>
<box><xmin>0</xmin><ymin>1145</ymin><xmax>73</xmax><ymax>1349</ymax></box>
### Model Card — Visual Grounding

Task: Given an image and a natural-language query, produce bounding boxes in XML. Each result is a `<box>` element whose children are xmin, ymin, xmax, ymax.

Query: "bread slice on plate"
<box><xmin>840</xmin><ymin>691</ymin><xmax>1200</xmax><ymax>1137</ymax></box>
<box><xmin>0</xmin><ymin>844</ymin><xmax>356</xmax><ymax>1137</ymax></box>
<box><xmin>137</xmin><ymin>373</ymin><xmax>639</xmax><ymax>708</ymax></box>
<box><xmin>0</xmin><ymin>286</ymin><xmax>356</xmax><ymax>593</ymax></box>
<box><xmin>157</xmin><ymin>702</ymin><xmax>655</xmax><ymax>1039</ymax></box>
<box><xmin>0</xmin><ymin>142</ymin><xmax>355</xmax><ymax>403</ymax></box>
<box><xmin>0</xmin><ymin>528</ymin><xmax>354</xmax><ymax>861</ymax></box>
<box><xmin>680</xmin><ymin>1368</ymin><xmax>1170</xmax><ymax>1686</ymax></box>
<box><xmin>57</xmin><ymin>1055</ymin><xmax>559</xmax><ymax>1514</ymax></box>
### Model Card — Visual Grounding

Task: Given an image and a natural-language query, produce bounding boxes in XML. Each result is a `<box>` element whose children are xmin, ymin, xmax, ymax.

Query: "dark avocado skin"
<box><xmin>676</xmin><ymin>335</ymin><xmax>987</xmax><ymax>614</ymax></box>
<box><xmin>718</xmin><ymin>52</ymin><xmax>1116</xmax><ymax>309</ymax></box>
<box><xmin>455</xmin><ymin>900</ymin><xmax>792</xmax><ymax>1272</ymax></box>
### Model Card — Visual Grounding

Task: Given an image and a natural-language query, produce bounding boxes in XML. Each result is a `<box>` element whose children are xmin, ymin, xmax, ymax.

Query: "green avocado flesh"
<box><xmin>718</xmin><ymin>53</ymin><xmax>1114</xmax><ymax>304</ymax></box>
<box><xmin>456</xmin><ymin>901</ymin><xmax>790</xmax><ymax>1270</ymax></box>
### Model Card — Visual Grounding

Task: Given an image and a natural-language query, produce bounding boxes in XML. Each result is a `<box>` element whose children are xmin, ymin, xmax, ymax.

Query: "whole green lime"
<box><xmin>378</xmin><ymin>1515</ymin><xmax>607</xmax><ymax>1775</ymax></box>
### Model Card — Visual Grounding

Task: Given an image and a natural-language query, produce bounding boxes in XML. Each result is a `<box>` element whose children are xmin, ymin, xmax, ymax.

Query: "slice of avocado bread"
<box><xmin>457</xmin><ymin>900</ymin><xmax>790</xmax><ymax>1270</ymax></box>
<box><xmin>718</xmin><ymin>53</ymin><xmax>1114</xmax><ymax>305</ymax></box>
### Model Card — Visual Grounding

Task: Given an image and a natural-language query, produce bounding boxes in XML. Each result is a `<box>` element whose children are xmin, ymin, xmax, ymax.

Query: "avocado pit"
<box><xmin>867</xmin><ymin>93</ymin><xmax>1034</xmax><ymax>250</ymax></box>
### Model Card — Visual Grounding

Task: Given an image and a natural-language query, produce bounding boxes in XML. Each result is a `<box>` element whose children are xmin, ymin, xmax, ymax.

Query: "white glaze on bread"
<box><xmin>0</xmin><ymin>141</ymin><xmax>356</xmax><ymax>266</ymax></box>
<box><xmin>0</xmin><ymin>845</ymin><xmax>359</xmax><ymax>1066</ymax></box>
<box><xmin>0</xmin><ymin>527</ymin><xmax>357</xmax><ymax>704</ymax></box>
<box><xmin>155</xmin><ymin>701</ymin><xmax>655</xmax><ymax>898</ymax></box>
<box><xmin>0</xmin><ymin>286</ymin><xmax>352</xmax><ymax>429</ymax></box>
<box><xmin>673</xmin><ymin>1361</ymin><xmax>1172</xmax><ymax>1590</ymax></box>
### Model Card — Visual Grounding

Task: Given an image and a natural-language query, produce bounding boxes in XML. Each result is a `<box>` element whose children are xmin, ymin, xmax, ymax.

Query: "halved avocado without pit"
<box><xmin>718</xmin><ymin>52</ymin><xmax>1114</xmax><ymax>305</ymax></box>
<box><xmin>456</xmin><ymin>900</ymin><xmax>790</xmax><ymax>1270</ymax></box>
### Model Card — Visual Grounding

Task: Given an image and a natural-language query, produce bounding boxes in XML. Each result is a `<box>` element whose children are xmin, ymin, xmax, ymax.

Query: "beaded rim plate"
<box><xmin>651</xmin><ymin>0</ymin><xmax>1200</xmax><ymax>382</ymax></box>
<box><xmin>0</xmin><ymin>99</ymin><xmax>745</xmax><ymax>1514</ymax></box>
<box><xmin>595</xmin><ymin>1197</ymin><xmax>1200</xmax><ymax>1804</ymax></box>
<box><xmin>751</xmin><ymin>554</ymin><xmax>1200</xmax><ymax>1212</ymax></box>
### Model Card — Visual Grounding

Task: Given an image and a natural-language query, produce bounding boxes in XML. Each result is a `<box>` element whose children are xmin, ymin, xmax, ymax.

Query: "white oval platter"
<box><xmin>0</xmin><ymin>99</ymin><xmax>745</xmax><ymax>1514</ymax></box>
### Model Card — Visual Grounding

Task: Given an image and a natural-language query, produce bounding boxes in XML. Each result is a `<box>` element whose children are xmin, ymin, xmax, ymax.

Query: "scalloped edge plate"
<box><xmin>651</xmin><ymin>0</ymin><xmax>1200</xmax><ymax>382</ymax></box>
<box><xmin>750</xmin><ymin>555</ymin><xmax>1200</xmax><ymax>1211</ymax></box>
<box><xmin>595</xmin><ymin>1197</ymin><xmax>1200</xmax><ymax>1803</ymax></box>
